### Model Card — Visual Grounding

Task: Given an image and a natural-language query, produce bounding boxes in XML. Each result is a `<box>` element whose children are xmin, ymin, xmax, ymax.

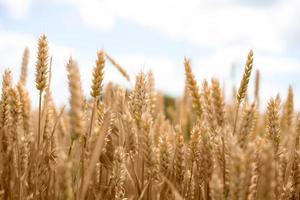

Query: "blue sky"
<box><xmin>0</xmin><ymin>0</ymin><xmax>300</xmax><ymax>108</ymax></box>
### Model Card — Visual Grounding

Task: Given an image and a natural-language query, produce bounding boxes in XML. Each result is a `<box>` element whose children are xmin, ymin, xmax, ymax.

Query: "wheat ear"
<box><xmin>184</xmin><ymin>57</ymin><xmax>202</xmax><ymax>119</ymax></box>
<box><xmin>17</xmin><ymin>83</ymin><xmax>32</xmax><ymax>136</ymax></box>
<box><xmin>266</xmin><ymin>97</ymin><xmax>281</xmax><ymax>153</ymax></box>
<box><xmin>173</xmin><ymin>129</ymin><xmax>185</xmax><ymax>193</ymax></box>
<box><xmin>91</xmin><ymin>50</ymin><xmax>105</xmax><ymax>98</ymax></box>
<box><xmin>19</xmin><ymin>47</ymin><xmax>30</xmax><ymax>85</ymax></box>
<box><xmin>202</xmin><ymin>79</ymin><xmax>217</xmax><ymax>134</ymax></box>
<box><xmin>67</xmin><ymin>57</ymin><xmax>85</xmax><ymax>152</ymax></box>
<box><xmin>0</xmin><ymin>69</ymin><xmax>12</xmax><ymax>129</ymax></box>
<box><xmin>35</xmin><ymin>35</ymin><xmax>48</xmax><ymax>91</ymax></box>
<box><xmin>238</xmin><ymin>103</ymin><xmax>256</xmax><ymax>147</ymax></box>
<box><xmin>211</xmin><ymin>78</ymin><xmax>225</xmax><ymax>127</ymax></box>
<box><xmin>237</xmin><ymin>50</ymin><xmax>254</xmax><ymax>104</ymax></box>
<box><xmin>282</xmin><ymin>86</ymin><xmax>294</xmax><ymax>130</ymax></box>
<box><xmin>129</xmin><ymin>72</ymin><xmax>147</xmax><ymax>128</ymax></box>
<box><xmin>233</xmin><ymin>50</ymin><xmax>254</xmax><ymax>135</ymax></box>
<box><xmin>88</xmin><ymin>50</ymin><xmax>105</xmax><ymax>139</ymax></box>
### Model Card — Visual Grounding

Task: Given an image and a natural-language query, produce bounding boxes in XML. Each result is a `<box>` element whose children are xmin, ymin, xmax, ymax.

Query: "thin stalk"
<box><xmin>274</xmin><ymin>152</ymin><xmax>278</xmax><ymax>200</ymax></box>
<box><xmin>80</xmin><ymin>114</ymin><xmax>108</xmax><ymax>200</ymax></box>
<box><xmin>99</xmin><ymin>164</ymin><xmax>102</xmax><ymax>192</ymax></box>
<box><xmin>221</xmin><ymin>136</ymin><xmax>227</xmax><ymax>198</ymax></box>
<box><xmin>87</xmin><ymin>98</ymin><xmax>98</xmax><ymax>140</ymax></box>
<box><xmin>79</xmin><ymin>98</ymin><xmax>98</xmax><ymax>194</ymax></box>
<box><xmin>232</xmin><ymin>103</ymin><xmax>240</xmax><ymax>135</ymax></box>
<box><xmin>37</xmin><ymin>90</ymin><xmax>43</xmax><ymax>150</ymax></box>
<box><xmin>68</xmin><ymin>140</ymin><xmax>74</xmax><ymax>156</ymax></box>
<box><xmin>141</xmin><ymin>157</ymin><xmax>145</xmax><ymax>190</ymax></box>
<box><xmin>185</xmin><ymin>163</ymin><xmax>194</xmax><ymax>199</ymax></box>
<box><xmin>16</xmin><ymin>141</ymin><xmax>21</xmax><ymax>200</ymax></box>
<box><xmin>79</xmin><ymin>99</ymin><xmax>99</xmax><ymax>195</ymax></box>
<box><xmin>34</xmin><ymin>90</ymin><xmax>43</xmax><ymax>200</ymax></box>
<box><xmin>80</xmin><ymin>139</ymin><xmax>85</xmax><ymax>196</ymax></box>
<box><xmin>198</xmin><ymin>185</ymin><xmax>202</xmax><ymax>200</ymax></box>
<box><xmin>105</xmin><ymin>168</ymin><xmax>109</xmax><ymax>186</ymax></box>
<box><xmin>205</xmin><ymin>181</ymin><xmax>210</xmax><ymax>200</ymax></box>
<box><xmin>130</xmin><ymin>154</ymin><xmax>141</xmax><ymax>195</ymax></box>
<box><xmin>147</xmin><ymin>181</ymin><xmax>151</xmax><ymax>200</ymax></box>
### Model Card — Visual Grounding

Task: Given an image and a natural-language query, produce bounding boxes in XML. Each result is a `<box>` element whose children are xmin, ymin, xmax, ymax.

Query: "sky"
<box><xmin>0</xmin><ymin>0</ymin><xmax>300</xmax><ymax>109</ymax></box>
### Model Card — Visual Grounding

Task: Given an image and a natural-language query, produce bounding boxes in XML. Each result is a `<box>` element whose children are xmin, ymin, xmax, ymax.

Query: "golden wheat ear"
<box><xmin>282</xmin><ymin>85</ymin><xmax>294</xmax><ymax>130</ymax></box>
<box><xmin>0</xmin><ymin>69</ymin><xmax>12</xmax><ymax>132</ymax></box>
<box><xmin>9</xmin><ymin>87</ymin><xmax>22</xmax><ymax>140</ymax></box>
<box><xmin>91</xmin><ymin>50</ymin><xmax>105</xmax><ymax>99</ymax></box>
<box><xmin>238</xmin><ymin>103</ymin><xmax>256</xmax><ymax>147</ymax></box>
<box><xmin>173</xmin><ymin>128</ymin><xmax>185</xmax><ymax>192</ymax></box>
<box><xmin>35</xmin><ymin>34</ymin><xmax>49</xmax><ymax>92</ymax></box>
<box><xmin>237</xmin><ymin>50</ymin><xmax>254</xmax><ymax>105</ymax></box>
<box><xmin>266</xmin><ymin>97</ymin><xmax>281</xmax><ymax>153</ymax></box>
<box><xmin>233</xmin><ymin>50</ymin><xmax>254</xmax><ymax>135</ymax></box>
<box><xmin>67</xmin><ymin>57</ymin><xmax>85</xmax><ymax>142</ymax></box>
<box><xmin>88</xmin><ymin>50</ymin><xmax>106</xmax><ymax>139</ymax></box>
<box><xmin>184</xmin><ymin>57</ymin><xmax>202</xmax><ymax>119</ymax></box>
<box><xmin>19</xmin><ymin>47</ymin><xmax>30</xmax><ymax>85</ymax></box>
<box><xmin>129</xmin><ymin>72</ymin><xmax>147</xmax><ymax>128</ymax></box>
<box><xmin>17</xmin><ymin>83</ymin><xmax>32</xmax><ymax>136</ymax></box>
<box><xmin>211</xmin><ymin>78</ymin><xmax>225</xmax><ymax>127</ymax></box>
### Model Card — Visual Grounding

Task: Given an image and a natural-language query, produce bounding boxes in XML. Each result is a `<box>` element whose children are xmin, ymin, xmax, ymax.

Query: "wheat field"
<box><xmin>0</xmin><ymin>34</ymin><xmax>298</xmax><ymax>200</ymax></box>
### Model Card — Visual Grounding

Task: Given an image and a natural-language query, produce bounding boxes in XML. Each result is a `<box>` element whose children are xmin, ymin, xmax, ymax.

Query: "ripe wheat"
<box><xmin>0</xmin><ymin>35</ymin><xmax>299</xmax><ymax>200</ymax></box>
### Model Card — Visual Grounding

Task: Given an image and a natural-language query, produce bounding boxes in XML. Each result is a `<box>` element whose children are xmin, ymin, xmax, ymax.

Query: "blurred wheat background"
<box><xmin>1</xmin><ymin>0</ymin><xmax>300</xmax><ymax>200</ymax></box>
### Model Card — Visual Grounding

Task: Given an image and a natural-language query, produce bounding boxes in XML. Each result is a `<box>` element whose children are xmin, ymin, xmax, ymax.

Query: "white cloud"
<box><xmin>0</xmin><ymin>0</ymin><xmax>31</xmax><ymax>18</ymax></box>
<box><xmin>58</xmin><ymin>0</ymin><xmax>299</xmax><ymax>54</ymax></box>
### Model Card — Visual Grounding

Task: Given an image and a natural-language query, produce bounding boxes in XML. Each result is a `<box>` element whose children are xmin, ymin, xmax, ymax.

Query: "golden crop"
<box><xmin>0</xmin><ymin>35</ymin><xmax>297</xmax><ymax>200</ymax></box>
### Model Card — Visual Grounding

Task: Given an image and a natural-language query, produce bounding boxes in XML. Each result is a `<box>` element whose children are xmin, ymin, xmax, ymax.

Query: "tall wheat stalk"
<box><xmin>35</xmin><ymin>34</ymin><xmax>49</xmax><ymax>150</ymax></box>
<box><xmin>233</xmin><ymin>50</ymin><xmax>254</xmax><ymax>135</ymax></box>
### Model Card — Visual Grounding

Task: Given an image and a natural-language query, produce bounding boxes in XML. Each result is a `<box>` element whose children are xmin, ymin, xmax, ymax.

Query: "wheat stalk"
<box><xmin>35</xmin><ymin>34</ymin><xmax>49</xmax><ymax>151</ymax></box>
<box><xmin>67</xmin><ymin>57</ymin><xmax>85</xmax><ymax>155</ymax></box>
<box><xmin>233</xmin><ymin>50</ymin><xmax>254</xmax><ymax>135</ymax></box>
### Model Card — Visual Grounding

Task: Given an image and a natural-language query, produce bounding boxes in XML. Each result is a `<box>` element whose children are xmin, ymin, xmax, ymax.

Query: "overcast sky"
<box><xmin>0</xmin><ymin>0</ymin><xmax>300</xmax><ymax>108</ymax></box>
